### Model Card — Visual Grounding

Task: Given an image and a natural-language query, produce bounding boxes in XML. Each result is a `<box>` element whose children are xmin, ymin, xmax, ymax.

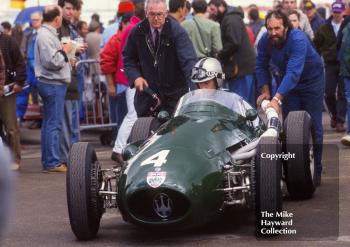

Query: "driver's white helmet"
<box><xmin>191</xmin><ymin>57</ymin><xmax>225</xmax><ymax>87</ymax></box>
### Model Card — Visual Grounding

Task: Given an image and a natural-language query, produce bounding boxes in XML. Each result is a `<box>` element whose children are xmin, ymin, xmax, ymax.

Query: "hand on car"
<box><xmin>134</xmin><ymin>77</ymin><xmax>148</xmax><ymax>92</ymax></box>
<box><xmin>256</xmin><ymin>84</ymin><xmax>271</xmax><ymax>107</ymax></box>
<box><xmin>257</xmin><ymin>92</ymin><xmax>271</xmax><ymax>107</ymax></box>
<box><xmin>267</xmin><ymin>99</ymin><xmax>280</xmax><ymax>114</ymax></box>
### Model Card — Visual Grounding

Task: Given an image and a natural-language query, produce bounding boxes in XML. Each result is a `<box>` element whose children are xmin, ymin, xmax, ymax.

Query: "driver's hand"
<box><xmin>256</xmin><ymin>92</ymin><xmax>271</xmax><ymax>107</ymax></box>
<box><xmin>134</xmin><ymin>77</ymin><xmax>148</xmax><ymax>92</ymax></box>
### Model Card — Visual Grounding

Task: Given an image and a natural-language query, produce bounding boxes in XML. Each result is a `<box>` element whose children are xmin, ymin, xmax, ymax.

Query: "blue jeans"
<box><xmin>343</xmin><ymin>77</ymin><xmax>350</xmax><ymax>134</ymax></box>
<box><xmin>109</xmin><ymin>87</ymin><xmax>127</xmax><ymax>140</ymax></box>
<box><xmin>16</xmin><ymin>86</ymin><xmax>31</xmax><ymax>118</ymax></box>
<box><xmin>60</xmin><ymin>100</ymin><xmax>80</xmax><ymax>164</ymax></box>
<box><xmin>77</xmin><ymin>71</ymin><xmax>85</xmax><ymax>120</ymax></box>
<box><xmin>282</xmin><ymin>77</ymin><xmax>325</xmax><ymax>175</ymax></box>
<box><xmin>226</xmin><ymin>74</ymin><xmax>256</xmax><ymax>107</ymax></box>
<box><xmin>37</xmin><ymin>81</ymin><xmax>67</xmax><ymax>169</ymax></box>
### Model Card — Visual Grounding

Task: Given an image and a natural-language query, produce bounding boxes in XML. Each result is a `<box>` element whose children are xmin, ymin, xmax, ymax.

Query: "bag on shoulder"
<box><xmin>193</xmin><ymin>18</ymin><xmax>217</xmax><ymax>58</ymax></box>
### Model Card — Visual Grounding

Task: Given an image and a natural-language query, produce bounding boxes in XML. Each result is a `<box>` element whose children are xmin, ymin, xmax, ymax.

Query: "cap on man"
<box><xmin>303</xmin><ymin>1</ymin><xmax>324</xmax><ymax>33</ymax></box>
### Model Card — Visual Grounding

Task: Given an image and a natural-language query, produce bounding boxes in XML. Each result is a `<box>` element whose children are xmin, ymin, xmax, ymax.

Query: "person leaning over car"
<box><xmin>256</xmin><ymin>9</ymin><xmax>324</xmax><ymax>186</ymax></box>
<box><xmin>0</xmin><ymin>23</ymin><xmax>26</xmax><ymax>171</ymax></box>
<box><xmin>122</xmin><ymin>0</ymin><xmax>197</xmax><ymax>117</ymax></box>
<box><xmin>35</xmin><ymin>4</ymin><xmax>73</xmax><ymax>173</ymax></box>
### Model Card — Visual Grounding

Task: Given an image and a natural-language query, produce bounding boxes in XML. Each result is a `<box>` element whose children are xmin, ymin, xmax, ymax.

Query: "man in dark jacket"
<box><xmin>314</xmin><ymin>1</ymin><xmax>346</xmax><ymax>132</ymax></box>
<box><xmin>123</xmin><ymin>0</ymin><xmax>197</xmax><ymax>117</ymax></box>
<box><xmin>57</xmin><ymin>0</ymin><xmax>86</xmax><ymax>166</ymax></box>
<box><xmin>0</xmin><ymin>29</ymin><xmax>26</xmax><ymax>171</ymax></box>
<box><xmin>208</xmin><ymin>0</ymin><xmax>256</xmax><ymax>106</ymax></box>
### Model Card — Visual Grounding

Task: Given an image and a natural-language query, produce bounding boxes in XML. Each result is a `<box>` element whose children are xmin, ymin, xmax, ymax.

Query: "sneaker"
<box><xmin>111</xmin><ymin>152</ymin><xmax>124</xmax><ymax>167</ymax></box>
<box><xmin>336</xmin><ymin>123</ymin><xmax>346</xmax><ymax>132</ymax></box>
<box><xmin>341</xmin><ymin>135</ymin><xmax>350</xmax><ymax>146</ymax></box>
<box><xmin>47</xmin><ymin>164</ymin><xmax>67</xmax><ymax>173</ymax></box>
<box><xmin>11</xmin><ymin>163</ymin><xmax>20</xmax><ymax>171</ymax></box>
<box><xmin>330</xmin><ymin>119</ymin><xmax>336</xmax><ymax>128</ymax></box>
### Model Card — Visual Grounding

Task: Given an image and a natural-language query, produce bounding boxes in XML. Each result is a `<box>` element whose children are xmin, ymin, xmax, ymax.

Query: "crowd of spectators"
<box><xmin>1</xmin><ymin>0</ymin><xmax>350</xmax><ymax>175</ymax></box>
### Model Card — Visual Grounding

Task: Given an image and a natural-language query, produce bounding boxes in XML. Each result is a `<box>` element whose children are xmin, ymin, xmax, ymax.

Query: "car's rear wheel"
<box><xmin>255</xmin><ymin>136</ymin><xmax>282</xmax><ymax>236</ymax></box>
<box><xmin>284</xmin><ymin>111</ymin><xmax>316</xmax><ymax>200</ymax></box>
<box><xmin>128</xmin><ymin>117</ymin><xmax>160</xmax><ymax>143</ymax></box>
<box><xmin>67</xmin><ymin>142</ymin><xmax>104</xmax><ymax>240</ymax></box>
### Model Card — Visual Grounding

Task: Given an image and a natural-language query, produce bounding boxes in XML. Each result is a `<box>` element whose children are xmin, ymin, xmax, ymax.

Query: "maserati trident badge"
<box><xmin>153</xmin><ymin>193</ymin><xmax>173</xmax><ymax>219</ymax></box>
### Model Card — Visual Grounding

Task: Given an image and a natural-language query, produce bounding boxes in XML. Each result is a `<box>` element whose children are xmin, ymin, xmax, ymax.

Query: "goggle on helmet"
<box><xmin>191</xmin><ymin>57</ymin><xmax>225</xmax><ymax>88</ymax></box>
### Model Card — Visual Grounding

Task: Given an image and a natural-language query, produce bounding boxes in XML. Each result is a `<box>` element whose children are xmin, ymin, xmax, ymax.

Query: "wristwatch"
<box><xmin>273</xmin><ymin>96</ymin><xmax>282</xmax><ymax>106</ymax></box>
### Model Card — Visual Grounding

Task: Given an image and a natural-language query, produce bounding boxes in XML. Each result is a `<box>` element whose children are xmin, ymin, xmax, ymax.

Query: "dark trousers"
<box><xmin>325</xmin><ymin>63</ymin><xmax>347</xmax><ymax>124</ymax></box>
<box><xmin>282</xmin><ymin>75</ymin><xmax>325</xmax><ymax>175</ymax></box>
<box><xmin>0</xmin><ymin>93</ymin><xmax>21</xmax><ymax>163</ymax></box>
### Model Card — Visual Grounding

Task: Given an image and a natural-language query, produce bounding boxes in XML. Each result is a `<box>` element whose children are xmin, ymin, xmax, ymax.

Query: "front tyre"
<box><xmin>255</xmin><ymin>136</ymin><xmax>282</xmax><ymax>236</ymax></box>
<box><xmin>128</xmin><ymin>117</ymin><xmax>160</xmax><ymax>143</ymax></box>
<box><xmin>284</xmin><ymin>111</ymin><xmax>316</xmax><ymax>199</ymax></box>
<box><xmin>67</xmin><ymin>142</ymin><xmax>104</xmax><ymax>240</ymax></box>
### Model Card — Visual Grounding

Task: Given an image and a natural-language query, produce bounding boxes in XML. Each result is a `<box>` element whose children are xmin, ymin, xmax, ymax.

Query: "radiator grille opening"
<box><xmin>128</xmin><ymin>189</ymin><xmax>190</xmax><ymax>222</ymax></box>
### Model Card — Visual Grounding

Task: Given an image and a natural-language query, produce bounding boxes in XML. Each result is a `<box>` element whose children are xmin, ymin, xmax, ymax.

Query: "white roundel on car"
<box><xmin>147</xmin><ymin>171</ymin><xmax>167</xmax><ymax>188</ymax></box>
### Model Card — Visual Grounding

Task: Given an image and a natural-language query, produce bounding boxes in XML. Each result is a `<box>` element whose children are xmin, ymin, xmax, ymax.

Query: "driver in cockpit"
<box><xmin>191</xmin><ymin>57</ymin><xmax>225</xmax><ymax>90</ymax></box>
<box><xmin>190</xmin><ymin>58</ymin><xmax>260</xmax><ymax>128</ymax></box>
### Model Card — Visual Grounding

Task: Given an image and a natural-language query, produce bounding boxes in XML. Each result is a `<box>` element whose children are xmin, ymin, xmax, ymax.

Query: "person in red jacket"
<box><xmin>246</xmin><ymin>25</ymin><xmax>255</xmax><ymax>45</ymax></box>
<box><xmin>100</xmin><ymin>12</ymin><xmax>132</xmax><ymax>142</ymax></box>
<box><xmin>100</xmin><ymin>2</ymin><xmax>145</xmax><ymax>165</ymax></box>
